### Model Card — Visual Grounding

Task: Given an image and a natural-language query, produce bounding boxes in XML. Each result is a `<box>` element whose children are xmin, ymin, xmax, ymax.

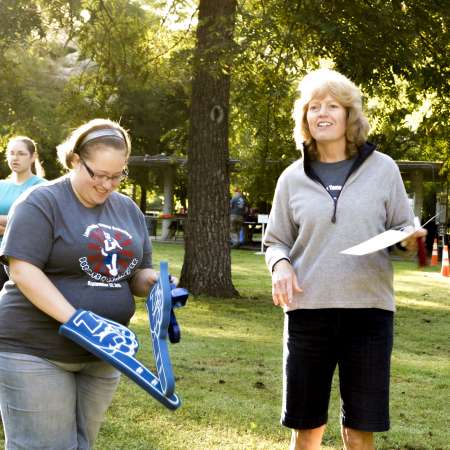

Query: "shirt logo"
<box><xmin>79</xmin><ymin>223</ymin><xmax>138</xmax><ymax>284</ymax></box>
<box><xmin>327</xmin><ymin>184</ymin><xmax>342</xmax><ymax>191</ymax></box>
<box><xmin>326</xmin><ymin>184</ymin><xmax>342</xmax><ymax>200</ymax></box>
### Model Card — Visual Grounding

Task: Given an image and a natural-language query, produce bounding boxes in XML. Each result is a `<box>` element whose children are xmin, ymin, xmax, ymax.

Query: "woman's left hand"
<box><xmin>400</xmin><ymin>227</ymin><xmax>427</xmax><ymax>252</ymax></box>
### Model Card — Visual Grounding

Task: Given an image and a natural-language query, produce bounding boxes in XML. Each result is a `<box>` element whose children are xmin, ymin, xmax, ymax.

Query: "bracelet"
<box><xmin>272</xmin><ymin>258</ymin><xmax>290</xmax><ymax>272</ymax></box>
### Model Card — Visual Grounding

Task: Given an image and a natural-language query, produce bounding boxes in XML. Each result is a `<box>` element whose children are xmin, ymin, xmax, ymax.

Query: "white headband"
<box><xmin>77</xmin><ymin>128</ymin><xmax>126</xmax><ymax>152</ymax></box>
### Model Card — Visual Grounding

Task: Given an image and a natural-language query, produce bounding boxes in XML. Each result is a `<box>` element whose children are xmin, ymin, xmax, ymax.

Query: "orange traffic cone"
<box><xmin>441</xmin><ymin>245</ymin><xmax>449</xmax><ymax>277</ymax></box>
<box><xmin>430</xmin><ymin>239</ymin><xmax>439</xmax><ymax>266</ymax></box>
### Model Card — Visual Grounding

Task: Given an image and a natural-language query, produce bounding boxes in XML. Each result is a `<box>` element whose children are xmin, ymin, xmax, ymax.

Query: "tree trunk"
<box><xmin>180</xmin><ymin>0</ymin><xmax>238</xmax><ymax>297</ymax></box>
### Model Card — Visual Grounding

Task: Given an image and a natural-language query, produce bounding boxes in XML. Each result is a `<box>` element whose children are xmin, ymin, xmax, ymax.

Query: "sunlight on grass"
<box><xmin>396</xmin><ymin>297</ymin><xmax>450</xmax><ymax>311</ymax></box>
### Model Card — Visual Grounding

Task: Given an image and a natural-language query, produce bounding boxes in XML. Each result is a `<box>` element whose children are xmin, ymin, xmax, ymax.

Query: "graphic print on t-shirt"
<box><xmin>79</xmin><ymin>223</ymin><xmax>139</xmax><ymax>286</ymax></box>
<box><xmin>101</xmin><ymin>231</ymin><xmax>122</xmax><ymax>276</ymax></box>
<box><xmin>311</xmin><ymin>157</ymin><xmax>355</xmax><ymax>202</ymax></box>
<box><xmin>326</xmin><ymin>184</ymin><xmax>342</xmax><ymax>200</ymax></box>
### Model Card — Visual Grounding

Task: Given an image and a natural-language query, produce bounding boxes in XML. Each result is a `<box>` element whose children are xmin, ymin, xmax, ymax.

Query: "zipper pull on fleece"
<box><xmin>331</xmin><ymin>199</ymin><xmax>338</xmax><ymax>223</ymax></box>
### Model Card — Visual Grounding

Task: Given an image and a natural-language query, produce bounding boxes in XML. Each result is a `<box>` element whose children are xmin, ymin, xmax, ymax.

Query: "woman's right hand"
<box><xmin>271</xmin><ymin>259</ymin><xmax>303</xmax><ymax>307</ymax></box>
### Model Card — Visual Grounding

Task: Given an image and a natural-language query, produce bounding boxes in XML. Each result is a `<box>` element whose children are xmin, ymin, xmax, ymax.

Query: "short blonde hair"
<box><xmin>292</xmin><ymin>69</ymin><xmax>370</xmax><ymax>158</ymax></box>
<box><xmin>57</xmin><ymin>118</ymin><xmax>131</xmax><ymax>170</ymax></box>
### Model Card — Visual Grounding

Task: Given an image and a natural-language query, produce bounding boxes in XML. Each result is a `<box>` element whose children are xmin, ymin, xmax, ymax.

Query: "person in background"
<box><xmin>264</xmin><ymin>69</ymin><xmax>426</xmax><ymax>450</ymax></box>
<box><xmin>424</xmin><ymin>215</ymin><xmax>438</xmax><ymax>258</ymax></box>
<box><xmin>230</xmin><ymin>187</ymin><xmax>246</xmax><ymax>248</ymax></box>
<box><xmin>0</xmin><ymin>119</ymin><xmax>159</xmax><ymax>449</ymax></box>
<box><xmin>243</xmin><ymin>206</ymin><xmax>259</xmax><ymax>244</ymax></box>
<box><xmin>0</xmin><ymin>136</ymin><xmax>46</xmax><ymax>290</ymax></box>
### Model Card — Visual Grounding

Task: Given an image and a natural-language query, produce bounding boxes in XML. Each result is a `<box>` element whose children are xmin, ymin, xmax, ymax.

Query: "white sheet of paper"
<box><xmin>341</xmin><ymin>227</ymin><xmax>415</xmax><ymax>256</ymax></box>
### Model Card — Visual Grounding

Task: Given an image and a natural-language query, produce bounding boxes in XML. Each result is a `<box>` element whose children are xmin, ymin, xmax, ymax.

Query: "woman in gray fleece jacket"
<box><xmin>264</xmin><ymin>69</ymin><xmax>426</xmax><ymax>450</ymax></box>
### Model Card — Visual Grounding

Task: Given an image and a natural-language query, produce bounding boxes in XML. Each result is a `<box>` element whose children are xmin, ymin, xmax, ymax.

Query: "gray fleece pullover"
<box><xmin>264</xmin><ymin>145</ymin><xmax>414</xmax><ymax>312</ymax></box>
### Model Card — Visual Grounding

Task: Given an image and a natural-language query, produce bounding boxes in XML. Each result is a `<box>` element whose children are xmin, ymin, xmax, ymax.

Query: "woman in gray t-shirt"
<box><xmin>0</xmin><ymin>119</ymin><xmax>157</xmax><ymax>449</ymax></box>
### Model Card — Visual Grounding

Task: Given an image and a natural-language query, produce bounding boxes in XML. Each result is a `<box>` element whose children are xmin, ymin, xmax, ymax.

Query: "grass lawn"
<box><xmin>2</xmin><ymin>242</ymin><xmax>449</xmax><ymax>449</ymax></box>
<box><xmin>96</xmin><ymin>243</ymin><xmax>449</xmax><ymax>450</ymax></box>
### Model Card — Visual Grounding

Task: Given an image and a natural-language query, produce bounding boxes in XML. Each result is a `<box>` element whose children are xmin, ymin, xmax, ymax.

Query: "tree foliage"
<box><xmin>230</xmin><ymin>0</ymin><xmax>449</xmax><ymax>206</ymax></box>
<box><xmin>0</xmin><ymin>1</ymin><xmax>67</xmax><ymax>178</ymax></box>
<box><xmin>0</xmin><ymin>0</ymin><xmax>193</xmax><ymax>194</ymax></box>
<box><xmin>1</xmin><ymin>0</ymin><xmax>448</xmax><ymax>191</ymax></box>
<box><xmin>0</xmin><ymin>1</ymin><xmax>448</xmax><ymax>292</ymax></box>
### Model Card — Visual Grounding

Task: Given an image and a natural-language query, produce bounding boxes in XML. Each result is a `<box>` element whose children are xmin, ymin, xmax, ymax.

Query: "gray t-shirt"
<box><xmin>311</xmin><ymin>157</ymin><xmax>356</xmax><ymax>200</ymax></box>
<box><xmin>0</xmin><ymin>176</ymin><xmax>152</xmax><ymax>362</ymax></box>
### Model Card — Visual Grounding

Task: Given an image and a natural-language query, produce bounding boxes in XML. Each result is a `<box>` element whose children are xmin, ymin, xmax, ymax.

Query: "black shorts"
<box><xmin>282</xmin><ymin>308</ymin><xmax>393</xmax><ymax>432</ymax></box>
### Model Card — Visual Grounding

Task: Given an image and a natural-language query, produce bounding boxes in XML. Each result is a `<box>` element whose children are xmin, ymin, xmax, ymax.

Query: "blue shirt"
<box><xmin>0</xmin><ymin>175</ymin><xmax>45</xmax><ymax>215</ymax></box>
<box><xmin>0</xmin><ymin>175</ymin><xmax>46</xmax><ymax>242</ymax></box>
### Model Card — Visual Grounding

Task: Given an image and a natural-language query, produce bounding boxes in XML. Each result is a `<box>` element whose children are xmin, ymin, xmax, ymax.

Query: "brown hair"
<box><xmin>292</xmin><ymin>69</ymin><xmax>370</xmax><ymax>159</ymax></box>
<box><xmin>7</xmin><ymin>136</ymin><xmax>45</xmax><ymax>177</ymax></box>
<box><xmin>57</xmin><ymin>118</ymin><xmax>131</xmax><ymax>170</ymax></box>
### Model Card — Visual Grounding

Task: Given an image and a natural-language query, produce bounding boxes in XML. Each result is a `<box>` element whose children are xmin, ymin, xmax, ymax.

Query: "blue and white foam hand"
<box><xmin>147</xmin><ymin>262</ymin><xmax>188</xmax><ymax>396</ymax></box>
<box><xmin>59</xmin><ymin>309</ymin><xmax>181</xmax><ymax>410</ymax></box>
<box><xmin>168</xmin><ymin>286</ymin><xmax>189</xmax><ymax>343</ymax></box>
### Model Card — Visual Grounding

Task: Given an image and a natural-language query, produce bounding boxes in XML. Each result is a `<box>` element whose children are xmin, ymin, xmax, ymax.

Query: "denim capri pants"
<box><xmin>0</xmin><ymin>352</ymin><xmax>120</xmax><ymax>450</ymax></box>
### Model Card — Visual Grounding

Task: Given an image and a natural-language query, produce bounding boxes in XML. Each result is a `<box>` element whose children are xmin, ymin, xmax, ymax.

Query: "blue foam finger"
<box><xmin>169</xmin><ymin>287</ymin><xmax>188</xmax><ymax>343</ymax></box>
<box><xmin>59</xmin><ymin>309</ymin><xmax>181</xmax><ymax>410</ymax></box>
<box><xmin>169</xmin><ymin>286</ymin><xmax>189</xmax><ymax>345</ymax></box>
<box><xmin>171</xmin><ymin>287</ymin><xmax>189</xmax><ymax>308</ymax></box>
<box><xmin>146</xmin><ymin>261</ymin><xmax>176</xmax><ymax>396</ymax></box>
<box><xmin>168</xmin><ymin>310</ymin><xmax>180</xmax><ymax>344</ymax></box>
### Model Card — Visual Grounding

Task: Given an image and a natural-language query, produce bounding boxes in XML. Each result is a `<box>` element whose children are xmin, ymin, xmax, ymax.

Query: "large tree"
<box><xmin>180</xmin><ymin>0</ymin><xmax>238</xmax><ymax>297</ymax></box>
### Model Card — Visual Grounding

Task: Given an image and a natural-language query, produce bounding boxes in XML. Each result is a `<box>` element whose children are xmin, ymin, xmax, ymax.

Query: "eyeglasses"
<box><xmin>80</xmin><ymin>158</ymin><xmax>128</xmax><ymax>185</ymax></box>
